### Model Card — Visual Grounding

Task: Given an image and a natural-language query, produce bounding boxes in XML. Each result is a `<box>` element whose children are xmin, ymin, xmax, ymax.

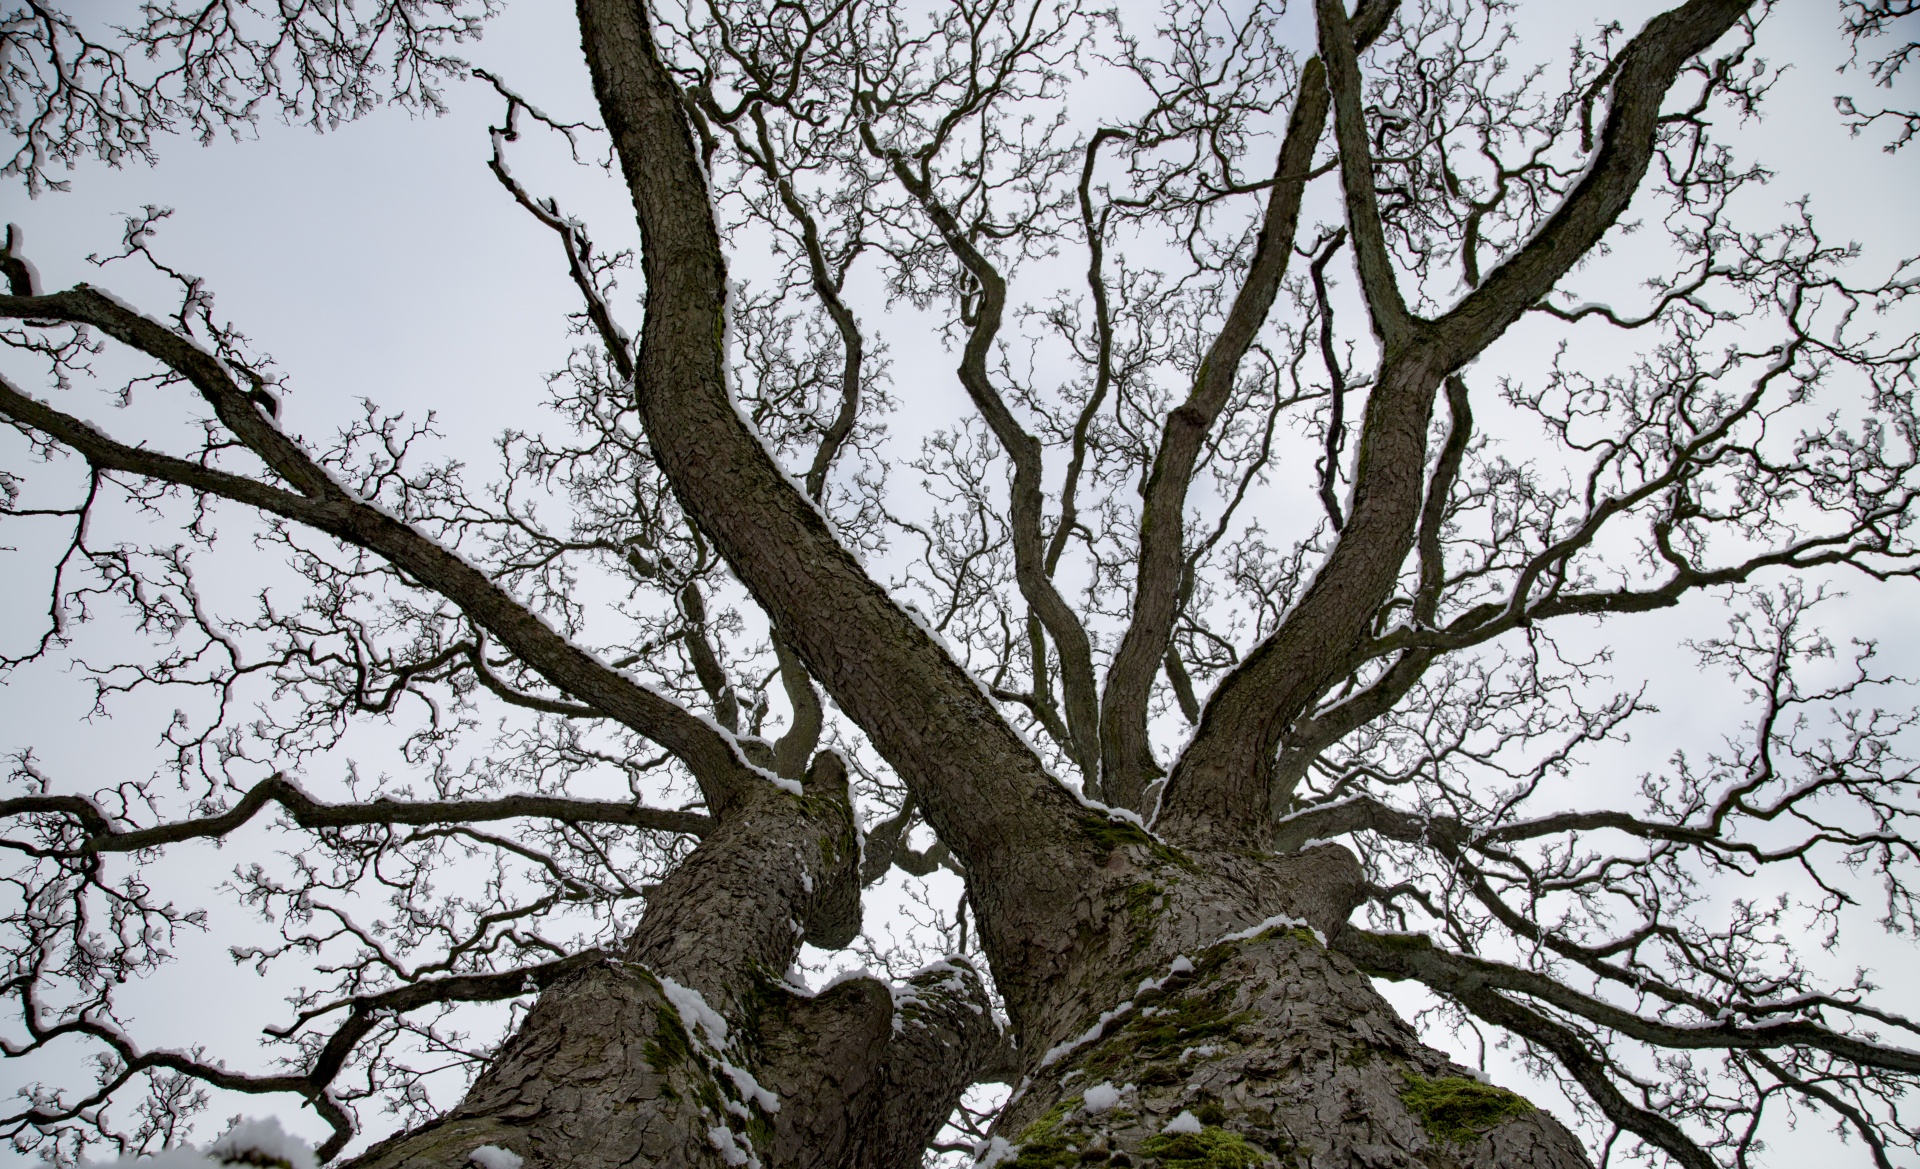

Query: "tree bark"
<box><xmin>993</xmin><ymin>929</ymin><xmax>1591</xmax><ymax>1168</ymax></box>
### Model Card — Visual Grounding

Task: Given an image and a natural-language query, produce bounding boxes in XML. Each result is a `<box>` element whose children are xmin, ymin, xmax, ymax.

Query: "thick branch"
<box><xmin>575</xmin><ymin>0</ymin><xmax>1095</xmax><ymax>1026</ymax></box>
<box><xmin>1314</xmin><ymin>0</ymin><xmax>1414</xmax><ymax>349</ymax></box>
<box><xmin>1335</xmin><ymin>927</ymin><xmax>1920</xmax><ymax>1076</ymax></box>
<box><xmin>1431</xmin><ymin>0</ymin><xmax>1757</xmax><ymax>366</ymax></box>
<box><xmin>866</xmin><ymin>131</ymin><xmax>1102</xmax><ymax>785</ymax></box>
<box><xmin>1158</xmin><ymin>0</ymin><xmax>1756</xmax><ymax>849</ymax></box>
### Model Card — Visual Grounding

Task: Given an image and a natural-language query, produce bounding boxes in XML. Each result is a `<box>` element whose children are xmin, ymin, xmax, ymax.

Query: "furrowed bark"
<box><xmin>574</xmin><ymin>0</ymin><xmax>1111</xmax><ymax>1029</ymax></box>
<box><xmin>1098</xmin><ymin>0</ymin><xmax>1398</xmax><ymax>813</ymax></box>
<box><xmin>993</xmin><ymin>915</ymin><xmax>1590</xmax><ymax>1168</ymax></box>
<box><xmin>1157</xmin><ymin>0</ymin><xmax>1756</xmax><ymax>850</ymax></box>
<box><xmin>343</xmin><ymin>756</ymin><xmax>861</xmax><ymax>1169</ymax></box>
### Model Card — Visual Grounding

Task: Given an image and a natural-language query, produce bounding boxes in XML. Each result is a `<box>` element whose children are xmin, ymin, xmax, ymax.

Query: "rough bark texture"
<box><xmin>996</xmin><ymin>927</ymin><xmax>1590</xmax><ymax>1169</ymax></box>
<box><xmin>345</xmin><ymin>963</ymin><xmax>732</xmax><ymax>1169</ymax></box>
<box><xmin>756</xmin><ymin>960</ymin><xmax>1001</xmax><ymax>1169</ymax></box>
<box><xmin>955</xmin><ymin>831</ymin><xmax>1589</xmax><ymax>1166</ymax></box>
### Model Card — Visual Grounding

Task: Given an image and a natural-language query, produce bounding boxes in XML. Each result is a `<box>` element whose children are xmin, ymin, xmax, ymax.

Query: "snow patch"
<box><xmin>717</xmin><ymin>1057</ymin><xmax>780</xmax><ymax>1113</ymax></box>
<box><xmin>890</xmin><ymin>980</ymin><xmax>927</xmax><ymax>1033</ymax></box>
<box><xmin>1214</xmin><ymin>913</ymin><xmax>1326</xmax><ymax>948</ymax></box>
<box><xmin>658</xmin><ymin>974</ymin><xmax>730</xmax><ymax>1049</ymax></box>
<box><xmin>1040</xmin><ymin>1001</ymin><xmax>1132</xmax><ymax>1067</ymax></box>
<box><xmin>467</xmin><ymin>1146</ymin><xmax>522</xmax><ymax>1169</ymax></box>
<box><xmin>707</xmin><ymin>1125</ymin><xmax>756</xmax><ymax>1167</ymax></box>
<box><xmin>1162</xmin><ymin>1110</ymin><xmax>1203</xmax><ymax>1134</ymax></box>
<box><xmin>973</xmin><ymin>1136</ymin><xmax>1019</xmax><ymax>1168</ymax></box>
<box><xmin>1081</xmin><ymin>1082</ymin><xmax>1125</xmax><ymax>1113</ymax></box>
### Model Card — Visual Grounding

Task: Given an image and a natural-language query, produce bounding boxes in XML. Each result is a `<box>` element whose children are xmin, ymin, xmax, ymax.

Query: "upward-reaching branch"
<box><xmin>574</xmin><ymin>0</ymin><xmax>1096</xmax><ymax>1007</ymax></box>
<box><xmin>1432</xmin><ymin>0</ymin><xmax>1761</xmax><ymax>364</ymax></box>
<box><xmin>1314</xmin><ymin>0</ymin><xmax>1414</xmax><ymax>351</ymax></box>
<box><xmin>860</xmin><ymin>129</ymin><xmax>1105</xmax><ymax>785</ymax></box>
<box><xmin>1158</xmin><ymin>0</ymin><xmax>1756</xmax><ymax>848</ymax></box>
<box><xmin>1097</xmin><ymin>0</ymin><xmax>1398</xmax><ymax>812</ymax></box>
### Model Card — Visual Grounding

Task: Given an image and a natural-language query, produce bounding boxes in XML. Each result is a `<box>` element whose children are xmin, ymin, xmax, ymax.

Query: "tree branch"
<box><xmin>1099</xmin><ymin>0</ymin><xmax>1397</xmax><ymax>813</ymax></box>
<box><xmin>0</xmin><ymin>773</ymin><xmax>710</xmax><ymax>857</ymax></box>
<box><xmin>0</xmin><ymin>335</ymin><xmax>764</xmax><ymax>814</ymax></box>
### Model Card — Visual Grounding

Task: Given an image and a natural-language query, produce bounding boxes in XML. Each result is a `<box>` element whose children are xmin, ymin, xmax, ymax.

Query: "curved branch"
<box><xmin>1431</xmin><ymin>0</ymin><xmax>1757</xmax><ymax>366</ymax></box>
<box><xmin>1335</xmin><ymin>926</ymin><xmax>1920</xmax><ymax>1076</ymax></box>
<box><xmin>864</xmin><ymin>126</ymin><xmax>1102</xmax><ymax>785</ymax></box>
<box><xmin>0</xmin><ymin>773</ymin><xmax>710</xmax><ymax>857</ymax></box>
<box><xmin>0</xmin><ymin>342</ymin><xmax>764</xmax><ymax>814</ymax></box>
<box><xmin>1158</xmin><ymin>0</ymin><xmax>1758</xmax><ymax>849</ymax></box>
<box><xmin>574</xmin><ymin>0</ymin><xmax>1092</xmax><ymax>1003</ymax></box>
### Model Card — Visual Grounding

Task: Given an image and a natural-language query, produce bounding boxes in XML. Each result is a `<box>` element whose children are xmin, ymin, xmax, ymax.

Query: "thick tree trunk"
<box><xmin>339</xmin><ymin>760</ymin><xmax>1001</xmax><ymax>1169</ymax></box>
<box><xmin>968</xmin><ymin>833</ymin><xmax>1592</xmax><ymax>1168</ymax></box>
<box><xmin>993</xmin><ymin>927</ymin><xmax>1589</xmax><ymax>1168</ymax></box>
<box><xmin>342</xmin><ymin>824</ymin><xmax>1586</xmax><ymax>1169</ymax></box>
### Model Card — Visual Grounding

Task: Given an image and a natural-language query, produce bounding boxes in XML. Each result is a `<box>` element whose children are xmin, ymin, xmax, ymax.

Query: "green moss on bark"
<box><xmin>1138</xmin><ymin>1126</ymin><xmax>1266</xmax><ymax>1168</ymax></box>
<box><xmin>1399</xmin><ymin>1073</ymin><xmax>1534</xmax><ymax>1143</ymax></box>
<box><xmin>1076</xmin><ymin>814</ymin><xmax>1196</xmax><ymax>869</ymax></box>
<box><xmin>1008</xmin><ymin>1099</ymin><xmax>1081</xmax><ymax>1169</ymax></box>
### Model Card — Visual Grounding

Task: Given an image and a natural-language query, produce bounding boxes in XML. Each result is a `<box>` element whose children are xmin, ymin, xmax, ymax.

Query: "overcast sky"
<box><xmin>2</xmin><ymin>0</ymin><xmax>1917</xmax><ymax>1163</ymax></box>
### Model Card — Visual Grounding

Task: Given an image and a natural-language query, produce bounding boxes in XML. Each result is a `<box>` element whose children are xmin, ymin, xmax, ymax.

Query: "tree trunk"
<box><xmin>341</xmin><ymin>815</ymin><xmax>1586</xmax><ymax>1169</ymax></box>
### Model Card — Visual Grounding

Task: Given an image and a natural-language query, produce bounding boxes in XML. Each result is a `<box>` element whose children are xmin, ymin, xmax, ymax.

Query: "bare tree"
<box><xmin>2</xmin><ymin>0</ymin><xmax>1919</xmax><ymax>1166</ymax></box>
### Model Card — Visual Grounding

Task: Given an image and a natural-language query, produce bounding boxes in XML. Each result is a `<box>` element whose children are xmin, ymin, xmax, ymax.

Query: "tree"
<box><xmin>1</xmin><ymin>0</ymin><xmax>1918</xmax><ymax>1165</ymax></box>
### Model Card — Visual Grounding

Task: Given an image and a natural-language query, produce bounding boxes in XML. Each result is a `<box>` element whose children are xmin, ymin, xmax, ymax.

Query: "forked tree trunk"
<box><xmin>342</xmin><ymin>816</ymin><xmax>1589</xmax><ymax>1169</ymax></box>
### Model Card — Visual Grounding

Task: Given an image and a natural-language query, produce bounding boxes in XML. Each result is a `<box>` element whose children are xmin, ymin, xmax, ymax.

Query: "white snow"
<box><xmin>1134</xmin><ymin>952</ymin><xmax>1193</xmax><ymax>997</ymax></box>
<box><xmin>1162</xmin><ymin>1110</ymin><xmax>1204</xmax><ymax>1134</ymax></box>
<box><xmin>818</xmin><ymin>964</ymin><xmax>876</xmax><ymax>993</ymax></box>
<box><xmin>1081</xmin><ymin>1082</ymin><xmax>1124</xmax><ymax>1113</ymax></box>
<box><xmin>717</xmin><ymin>1057</ymin><xmax>781</xmax><ymax>1113</ymax></box>
<box><xmin>1213</xmin><ymin>913</ymin><xmax>1326</xmax><ymax>948</ymax></box>
<box><xmin>1039</xmin><ymin>1000</ymin><xmax>1132</xmax><ymax>1067</ymax></box>
<box><xmin>1065</xmin><ymin>783</ymin><xmax>1148</xmax><ymax>829</ymax></box>
<box><xmin>707</xmin><ymin>1124</ymin><xmax>755</xmax><ymax>1167</ymax></box>
<box><xmin>658</xmin><ymin>974</ymin><xmax>731</xmax><ymax>1049</ymax></box>
<box><xmin>467</xmin><ymin>1146</ymin><xmax>523</xmax><ymax>1169</ymax></box>
<box><xmin>890</xmin><ymin>980</ymin><xmax>927</xmax><ymax>1033</ymax></box>
<box><xmin>973</xmin><ymin>1136</ymin><xmax>1018</xmax><ymax>1168</ymax></box>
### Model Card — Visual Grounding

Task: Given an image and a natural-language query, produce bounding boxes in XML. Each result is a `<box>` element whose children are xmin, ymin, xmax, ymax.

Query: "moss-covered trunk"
<box><xmin>982</xmin><ymin>835</ymin><xmax>1591</xmax><ymax>1168</ymax></box>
